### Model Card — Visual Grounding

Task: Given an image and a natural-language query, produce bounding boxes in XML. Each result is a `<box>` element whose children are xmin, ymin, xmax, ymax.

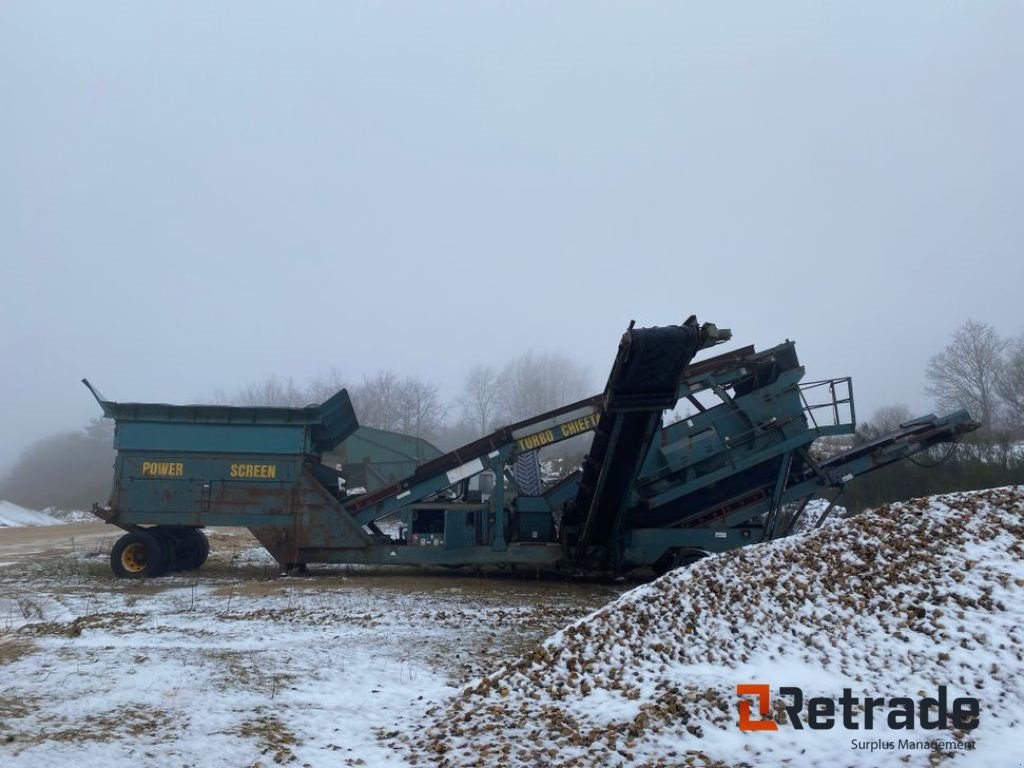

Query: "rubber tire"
<box><xmin>652</xmin><ymin>548</ymin><xmax>709</xmax><ymax>578</ymax></box>
<box><xmin>111</xmin><ymin>531</ymin><xmax>169</xmax><ymax>579</ymax></box>
<box><xmin>179</xmin><ymin>529</ymin><xmax>209</xmax><ymax>571</ymax></box>
<box><xmin>159</xmin><ymin>528</ymin><xmax>209</xmax><ymax>571</ymax></box>
<box><xmin>153</xmin><ymin>530</ymin><xmax>176</xmax><ymax>572</ymax></box>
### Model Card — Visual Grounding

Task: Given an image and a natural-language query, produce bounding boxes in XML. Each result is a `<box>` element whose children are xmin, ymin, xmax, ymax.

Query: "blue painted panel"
<box><xmin>111</xmin><ymin>453</ymin><xmax>305</xmax><ymax>524</ymax></box>
<box><xmin>116</xmin><ymin>422</ymin><xmax>309</xmax><ymax>454</ymax></box>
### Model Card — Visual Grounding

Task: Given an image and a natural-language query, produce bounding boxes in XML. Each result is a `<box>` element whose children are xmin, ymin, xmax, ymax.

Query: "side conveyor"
<box><xmin>343</xmin><ymin>395</ymin><xmax>603</xmax><ymax>525</ymax></box>
<box><xmin>636</xmin><ymin>410</ymin><xmax>979</xmax><ymax>534</ymax></box>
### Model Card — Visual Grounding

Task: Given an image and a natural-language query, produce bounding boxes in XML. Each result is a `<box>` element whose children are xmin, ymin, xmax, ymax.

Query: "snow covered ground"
<box><xmin>0</xmin><ymin>530</ymin><xmax>620</xmax><ymax>767</ymax></box>
<box><xmin>3</xmin><ymin>488</ymin><xmax>1022</xmax><ymax>767</ymax></box>
<box><xmin>403</xmin><ymin>487</ymin><xmax>1024</xmax><ymax>767</ymax></box>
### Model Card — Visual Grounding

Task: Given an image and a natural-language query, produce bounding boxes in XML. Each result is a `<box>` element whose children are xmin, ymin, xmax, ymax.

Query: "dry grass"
<box><xmin>223</xmin><ymin>710</ymin><xmax>300</xmax><ymax>765</ymax></box>
<box><xmin>0</xmin><ymin>638</ymin><xmax>35</xmax><ymax>666</ymax></box>
<box><xmin>2</xmin><ymin>703</ymin><xmax>179</xmax><ymax>752</ymax></box>
<box><xmin>17</xmin><ymin>611</ymin><xmax>143</xmax><ymax>638</ymax></box>
<box><xmin>38</xmin><ymin>704</ymin><xmax>179</xmax><ymax>744</ymax></box>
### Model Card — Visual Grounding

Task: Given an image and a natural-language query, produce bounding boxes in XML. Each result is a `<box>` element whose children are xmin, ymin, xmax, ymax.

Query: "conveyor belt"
<box><xmin>816</xmin><ymin>412</ymin><xmax>977</xmax><ymax>476</ymax></box>
<box><xmin>568</xmin><ymin>321</ymin><xmax>706</xmax><ymax>562</ymax></box>
<box><xmin>343</xmin><ymin>394</ymin><xmax>602</xmax><ymax>517</ymax></box>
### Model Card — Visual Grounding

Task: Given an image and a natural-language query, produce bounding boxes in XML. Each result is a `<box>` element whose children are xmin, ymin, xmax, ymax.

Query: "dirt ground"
<box><xmin>0</xmin><ymin>522</ymin><xmax>114</xmax><ymax>565</ymax></box>
<box><xmin>0</xmin><ymin>523</ymin><xmax>625</xmax><ymax>766</ymax></box>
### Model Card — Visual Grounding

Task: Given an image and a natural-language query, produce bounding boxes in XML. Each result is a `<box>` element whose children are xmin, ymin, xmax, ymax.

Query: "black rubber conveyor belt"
<box><xmin>568</xmin><ymin>319</ymin><xmax>706</xmax><ymax>563</ymax></box>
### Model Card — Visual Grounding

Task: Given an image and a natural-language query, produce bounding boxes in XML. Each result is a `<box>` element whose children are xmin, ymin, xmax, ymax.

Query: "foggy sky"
<box><xmin>1</xmin><ymin>1</ymin><xmax>1022</xmax><ymax>476</ymax></box>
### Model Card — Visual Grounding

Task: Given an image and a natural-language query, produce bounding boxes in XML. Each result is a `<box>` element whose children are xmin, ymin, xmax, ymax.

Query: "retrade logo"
<box><xmin>736</xmin><ymin>684</ymin><xmax>980</xmax><ymax>732</ymax></box>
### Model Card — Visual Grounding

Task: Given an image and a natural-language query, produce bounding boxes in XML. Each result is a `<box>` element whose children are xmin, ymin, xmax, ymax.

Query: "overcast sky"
<box><xmin>1</xmin><ymin>1</ymin><xmax>1021</xmax><ymax>476</ymax></box>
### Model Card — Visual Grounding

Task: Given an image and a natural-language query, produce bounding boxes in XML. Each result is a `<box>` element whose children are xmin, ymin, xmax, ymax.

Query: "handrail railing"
<box><xmin>799</xmin><ymin>377</ymin><xmax>855</xmax><ymax>434</ymax></box>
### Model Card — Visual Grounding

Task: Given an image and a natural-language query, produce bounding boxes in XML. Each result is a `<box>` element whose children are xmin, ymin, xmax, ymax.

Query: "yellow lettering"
<box><xmin>515</xmin><ymin>415</ymin><xmax>602</xmax><ymax>453</ymax></box>
<box><xmin>517</xmin><ymin>430</ymin><xmax>555</xmax><ymax>452</ymax></box>
<box><xmin>228</xmin><ymin>463</ymin><xmax>278</xmax><ymax>480</ymax></box>
<box><xmin>560</xmin><ymin>413</ymin><xmax>600</xmax><ymax>438</ymax></box>
<box><xmin>141</xmin><ymin>459</ymin><xmax>187</xmax><ymax>477</ymax></box>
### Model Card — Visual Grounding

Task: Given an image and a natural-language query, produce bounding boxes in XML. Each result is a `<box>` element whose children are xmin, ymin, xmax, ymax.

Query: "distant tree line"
<box><xmin>0</xmin><ymin>419</ymin><xmax>115</xmax><ymax>511</ymax></box>
<box><xmin>844</xmin><ymin>320</ymin><xmax>1024</xmax><ymax>510</ymax></box>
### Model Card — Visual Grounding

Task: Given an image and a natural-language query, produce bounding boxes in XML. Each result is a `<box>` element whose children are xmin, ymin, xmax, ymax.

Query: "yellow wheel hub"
<box><xmin>120</xmin><ymin>542</ymin><xmax>148</xmax><ymax>573</ymax></box>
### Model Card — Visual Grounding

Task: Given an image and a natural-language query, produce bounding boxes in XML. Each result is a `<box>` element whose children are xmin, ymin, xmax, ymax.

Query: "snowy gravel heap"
<box><xmin>405</xmin><ymin>487</ymin><xmax>1024</xmax><ymax>767</ymax></box>
<box><xmin>0</xmin><ymin>501</ymin><xmax>62</xmax><ymax>527</ymax></box>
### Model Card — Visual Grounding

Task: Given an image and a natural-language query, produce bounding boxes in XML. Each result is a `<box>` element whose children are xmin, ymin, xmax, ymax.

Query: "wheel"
<box><xmin>111</xmin><ymin>531</ymin><xmax>169</xmax><ymax>579</ymax></box>
<box><xmin>673</xmin><ymin>550</ymin><xmax>709</xmax><ymax>569</ymax></box>
<box><xmin>651</xmin><ymin>548</ymin><xmax>709</xmax><ymax>578</ymax></box>
<box><xmin>153</xmin><ymin>529</ymin><xmax>176</xmax><ymax>571</ymax></box>
<box><xmin>156</xmin><ymin>528</ymin><xmax>209</xmax><ymax>571</ymax></box>
<box><xmin>177</xmin><ymin>529</ymin><xmax>209</xmax><ymax>571</ymax></box>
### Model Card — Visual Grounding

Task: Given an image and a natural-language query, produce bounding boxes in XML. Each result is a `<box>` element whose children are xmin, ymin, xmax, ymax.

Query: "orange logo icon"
<box><xmin>737</xmin><ymin>684</ymin><xmax>779</xmax><ymax>731</ymax></box>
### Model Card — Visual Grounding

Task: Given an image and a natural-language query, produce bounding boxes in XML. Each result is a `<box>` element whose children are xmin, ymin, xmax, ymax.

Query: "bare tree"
<box><xmin>496</xmin><ymin>352</ymin><xmax>591</xmax><ymax>424</ymax></box>
<box><xmin>351</xmin><ymin>371</ymin><xmax>403</xmax><ymax>431</ymax></box>
<box><xmin>229</xmin><ymin>375</ymin><xmax>307</xmax><ymax>407</ymax></box>
<box><xmin>395</xmin><ymin>377</ymin><xmax>447</xmax><ymax>441</ymax></box>
<box><xmin>856</xmin><ymin>403</ymin><xmax>913</xmax><ymax>442</ymax></box>
<box><xmin>351</xmin><ymin>371</ymin><xmax>447</xmax><ymax>442</ymax></box>
<box><xmin>208</xmin><ymin>370</ymin><xmax>348</xmax><ymax>407</ymax></box>
<box><xmin>305</xmin><ymin>367</ymin><xmax>349</xmax><ymax>404</ymax></box>
<box><xmin>459</xmin><ymin>364</ymin><xmax>499</xmax><ymax>436</ymax></box>
<box><xmin>925</xmin><ymin>320</ymin><xmax>1006</xmax><ymax>432</ymax></box>
<box><xmin>997</xmin><ymin>335</ymin><xmax>1024</xmax><ymax>435</ymax></box>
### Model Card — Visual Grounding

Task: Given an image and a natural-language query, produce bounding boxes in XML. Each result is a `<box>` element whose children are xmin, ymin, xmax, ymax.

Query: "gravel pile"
<box><xmin>400</xmin><ymin>487</ymin><xmax>1024</xmax><ymax>767</ymax></box>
